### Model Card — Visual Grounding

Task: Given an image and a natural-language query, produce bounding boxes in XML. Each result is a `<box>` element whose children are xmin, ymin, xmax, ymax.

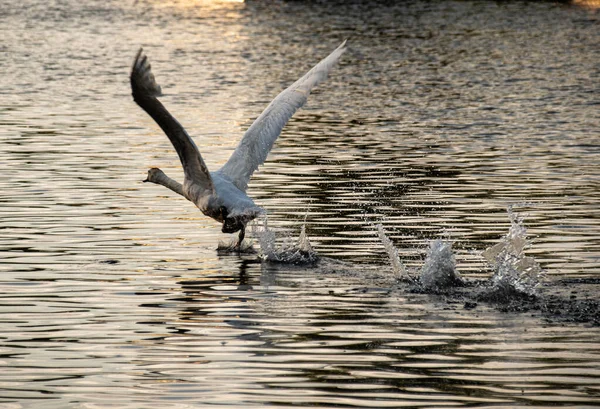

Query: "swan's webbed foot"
<box><xmin>220</xmin><ymin>218</ymin><xmax>254</xmax><ymax>253</ymax></box>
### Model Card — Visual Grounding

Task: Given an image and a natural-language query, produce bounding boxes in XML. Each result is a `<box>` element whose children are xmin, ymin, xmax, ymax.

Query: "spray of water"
<box><xmin>481</xmin><ymin>208</ymin><xmax>543</xmax><ymax>300</ymax></box>
<box><xmin>376</xmin><ymin>224</ymin><xmax>410</xmax><ymax>280</ymax></box>
<box><xmin>251</xmin><ymin>216</ymin><xmax>319</xmax><ymax>265</ymax></box>
<box><xmin>376</xmin><ymin>224</ymin><xmax>463</xmax><ymax>289</ymax></box>
<box><xmin>420</xmin><ymin>239</ymin><xmax>464</xmax><ymax>291</ymax></box>
<box><xmin>217</xmin><ymin>237</ymin><xmax>256</xmax><ymax>253</ymax></box>
<box><xmin>373</xmin><ymin>211</ymin><xmax>595</xmax><ymax>325</ymax></box>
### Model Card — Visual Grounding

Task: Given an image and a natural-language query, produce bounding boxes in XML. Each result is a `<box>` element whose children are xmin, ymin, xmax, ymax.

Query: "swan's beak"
<box><xmin>143</xmin><ymin>178</ymin><xmax>149</xmax><ymax>183</ymax></box>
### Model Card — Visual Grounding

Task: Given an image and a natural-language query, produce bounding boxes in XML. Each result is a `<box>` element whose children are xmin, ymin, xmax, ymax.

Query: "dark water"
<box><xmin>1</xmin><ymin>0</ymin><xmax>599</xmax><ymax>407</ymax></box>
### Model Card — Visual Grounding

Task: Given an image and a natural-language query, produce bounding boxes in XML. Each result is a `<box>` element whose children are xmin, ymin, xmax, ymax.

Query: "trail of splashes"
<box><xmin>251</xmin><ymin>216</ymin><xmax>319</xmax><ymax>265</ymax></box>
<box><xmin>481</xmin><ymin>208</ymin><xmax>543</xmax><ymax>300</ymax></box>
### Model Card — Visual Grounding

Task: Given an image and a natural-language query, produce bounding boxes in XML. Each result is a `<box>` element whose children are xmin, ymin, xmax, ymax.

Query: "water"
<box><xmin>377</xmin><ymin>223</ymin><xmax>410</xmax><ymax>280</ymax></box>
<box><xmin>250</xmin><ymin>215</ymin><xmax>319</xmax><ymax>264</ymax></box>
<box><xmin>1</xmin><ymin>0</ymin><xmax>600</xmax><ymax>407</ymax></box>
<box><xmin>482</xmin><ymin>209</ymin><xmax>543</xmax><ymax>299</ymax></box>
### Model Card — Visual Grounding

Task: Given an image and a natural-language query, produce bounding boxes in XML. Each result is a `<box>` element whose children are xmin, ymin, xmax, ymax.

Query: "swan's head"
<box><xmin>144</xmin><ymin>167</ymin><xmax>166</xmax><ymax>183</ymax></box>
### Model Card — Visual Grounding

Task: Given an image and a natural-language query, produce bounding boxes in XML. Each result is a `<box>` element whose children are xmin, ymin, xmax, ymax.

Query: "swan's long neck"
<box><xmin>146</xmin><ymin>168</ymin><xmax>184</xmax><ymax>197</ymax></box>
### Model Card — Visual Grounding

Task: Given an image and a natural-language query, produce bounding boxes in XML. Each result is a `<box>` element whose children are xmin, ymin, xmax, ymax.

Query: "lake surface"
<box><xmin>1</xmin><ymin>0</ymin><xmax>599</xmax><ymax>407</ymax></box>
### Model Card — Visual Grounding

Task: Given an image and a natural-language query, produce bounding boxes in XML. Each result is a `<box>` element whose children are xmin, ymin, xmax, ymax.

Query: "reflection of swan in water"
<box><xmin>130</xmin><ymin>41</ymin><xmax>347</xmax><ymax>248</ymax></box>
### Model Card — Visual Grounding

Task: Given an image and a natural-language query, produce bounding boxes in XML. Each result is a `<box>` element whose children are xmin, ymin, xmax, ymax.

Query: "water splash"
<box><xmin>376</xmin><ymin>224</ymin><xmax>410</xmax><ymax>280</ymax></box>
<box><xmin>254</xmin><ymin>216</ymin><xmax>277</xmax><ymax>257</ymax></box>
<box><xmin>376</xmin><ymin>224</ymin><xmax>463</xmax><ymax>290</ymax></box>
<box><xmin>217</xmin><ymin>237</ymin><xmax>256</xmax><ymax>253</ymax></box>
<box><xmin>251</xmin><ymin>216</ymin><xmax>319</xmax><ymax>265</ymax></box>
<box><xmin>420</xmin><ymin>239</ymin><xmax>464</xmax><ymax>291</ymax></box>
<box><xmin>481</xmin><ymin>208</ymin><xmax>543</xmax><ymax>300</ymax></box>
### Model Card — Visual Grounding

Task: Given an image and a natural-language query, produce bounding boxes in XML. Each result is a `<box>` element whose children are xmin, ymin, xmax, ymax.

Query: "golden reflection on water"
<box><xmin>147</xmin><ymin>0</ymin><xmax>245</xmax><ymax>10</ymax></box>
<box><xmin>573</xmin><ymin>0</ymin><xmax>600</xmax><ymax>9</ymax></box>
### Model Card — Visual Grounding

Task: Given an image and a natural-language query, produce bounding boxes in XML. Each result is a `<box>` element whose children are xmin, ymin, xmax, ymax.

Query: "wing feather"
<box><xmin>218</xmin><ymin>41</ymin><xmax>347</xmax><ymax>191</ymax></box>
<box><xmin>130</xmin><ymin>49</ymin><xmax>214</xmax><ymax>195</ymax></box>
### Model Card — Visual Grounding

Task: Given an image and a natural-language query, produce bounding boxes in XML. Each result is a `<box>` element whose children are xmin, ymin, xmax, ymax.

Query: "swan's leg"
<box><xmin>237</xmin><ymin>227</ymin><xmax>246</xmax><ymax>249</ymax></box>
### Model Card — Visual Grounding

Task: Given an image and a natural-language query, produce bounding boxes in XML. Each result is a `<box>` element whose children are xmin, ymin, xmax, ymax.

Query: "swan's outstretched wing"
<box><xmin>131</xmin><ymin>49</ymin><xmax>214</xmax><ymax>194</ymax></box>
<box><xmin>218</xmin><ymin>40</ymin><xmax>347</xmax><ymax>191</ymax></box>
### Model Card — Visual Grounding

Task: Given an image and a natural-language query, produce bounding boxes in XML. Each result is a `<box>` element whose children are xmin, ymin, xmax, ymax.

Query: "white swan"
<box><xmin>130</xmin><ymin>41</ymin><xmax>346</xmax><ymax>247</ymax></box>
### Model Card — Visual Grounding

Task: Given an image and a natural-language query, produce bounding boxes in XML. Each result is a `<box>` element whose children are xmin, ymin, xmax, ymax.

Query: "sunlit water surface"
<box><xmin>1</xmin><ymin>0</ymin><xmax>599</xmax><ymax>407</ymax></box>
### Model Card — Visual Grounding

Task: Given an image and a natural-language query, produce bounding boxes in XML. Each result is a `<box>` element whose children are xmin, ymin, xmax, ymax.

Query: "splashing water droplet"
<box><xmin>252</xmin><ymin>216</ymin><xmax>277</xmax><ymax>257</ymax></box>
<box><xmin>482</xmin><ymin>208</ymin><xmax>543</xmax><ymax>300</ymax></box>
<box><xmin>251</xmin><ymin>215</ymin><xmax>319</xmax><ymax>265</ymax></box>
<box><xmin>297</xmin><ymin>224</ymin><xmax>314</xmax><ymax>254</ymax></box>
<box><xmin>420</xmin><ymin>239</ymin><xmax>464</xmax><ymax>291</ymax></box>
<box><xmin>376</xmin><ymin>224</ymin><xmax>411</xmax><ymax>280</ymax></box>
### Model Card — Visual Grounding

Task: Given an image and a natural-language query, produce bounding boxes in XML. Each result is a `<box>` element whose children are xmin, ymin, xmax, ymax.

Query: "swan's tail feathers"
<box><xmin>131</xmin><ymin>48</ymin><xmax>163</xmax><ymax>100</ymax></box>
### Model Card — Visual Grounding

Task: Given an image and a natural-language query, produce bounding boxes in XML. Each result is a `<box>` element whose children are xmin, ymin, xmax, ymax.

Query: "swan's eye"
<box><xmin>219</xmin><ymin>206</ymin><xmax>228</xmax><ymax>219</ymax></box>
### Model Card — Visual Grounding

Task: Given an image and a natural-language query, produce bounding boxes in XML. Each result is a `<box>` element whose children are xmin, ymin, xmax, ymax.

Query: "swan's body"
<box><xmin>131</xmin><ymin>41</ymin><xmax>346</xmax><ymax>246</ymax></box>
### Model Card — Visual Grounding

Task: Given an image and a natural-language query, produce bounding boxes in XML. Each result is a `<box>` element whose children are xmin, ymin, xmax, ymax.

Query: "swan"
<box><xmin>130</xmin><ymin>41</ymin><xmax>346</xmax><ymax>247</ymax></box>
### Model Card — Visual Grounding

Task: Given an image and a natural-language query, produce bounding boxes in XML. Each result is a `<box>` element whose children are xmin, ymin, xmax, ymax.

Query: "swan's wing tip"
<box><xmin>333</xmin><ymin>39</ymin><xmax>348</xmax><ymax>55</ymax></box>
<box><xmin>131</xmin><ymin>48</ymin><xmax>163</xmax><ymax>99</ymax></box>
